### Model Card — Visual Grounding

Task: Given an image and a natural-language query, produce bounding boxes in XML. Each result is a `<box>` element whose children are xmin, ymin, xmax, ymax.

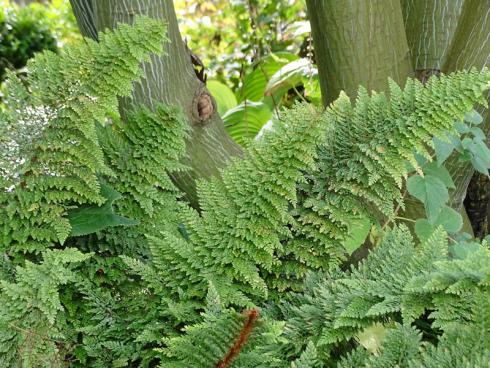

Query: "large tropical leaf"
<box><xmin>238</xmin><ymin>52</ymin><xmax>298</xmax><ymax>102</ymax></box>
<box><xmin>222</xmin><ymin>100</ymin><xmax>272</xmax><ymax>145</ymax></box>
<box><xmin>207</xmin><ymin>80</ymin><xmax>237</xmax><ymax>116</ymax></box>
<box><xmin>264</xmin><ymin>58</ymin><xmax>317</xmax><ymax>98</ymax></box>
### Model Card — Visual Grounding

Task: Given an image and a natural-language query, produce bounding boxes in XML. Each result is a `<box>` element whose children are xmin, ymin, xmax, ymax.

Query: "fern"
<box><xmin>287</xmin><ymin>69</ymin><xmax>490</xmax><ymax>282</ymax></box>
<box><xmin>274</xmin><ymin>226</ymin><xmax>490</xmax><ymax>365</ymax></box>
<box><xmin>0</xmin><ymin>17</ymin><xmax>167</xmax><ymax>252</ymax></box>
<box><xmin>133</xmin><ymin>104</ymin><xmax>329</xmax><ymax>306</ymax></box>
<box><xmin>0</xmin><ymin>248</ymin><xmax>91</xmax><ymax>367</ymax></box>
<box><xmin>95</xmin><ymin>103</ymin><xmax>188</xmax><ymax>256</ymax></box>
<box><xmin>160</xmin><ymin>284</ymin><xmax>284</xmax><ymax>368</ymax></box>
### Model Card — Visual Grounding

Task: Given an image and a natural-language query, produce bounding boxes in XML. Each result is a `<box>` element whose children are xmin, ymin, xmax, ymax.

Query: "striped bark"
<box><xmin>442</xmin><ymin>0</ymin><xmax>490</xmax><ymax>234</ymax></box>
<box><xmin>70</xmin><ymin>0</ymin><xmax>243</xmax><ymax>206</ymax></box>
<box><xmin>402</xmin><ymin>0</ymin><xmax>464</xmax><ymax>71</ymax></box>
<box><xmin>306</xmin><ymin>0</ymin><xmax>413</xmax><ymax>106</ymax></box>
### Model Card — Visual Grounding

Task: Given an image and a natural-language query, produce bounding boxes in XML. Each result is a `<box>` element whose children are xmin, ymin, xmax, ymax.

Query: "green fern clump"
<box><xmin>96</xmin><ymin>103</ymin><xmax>188</xmax><ymax>256</ymax></box>
<box><xmin>136</xmin><ymin>104</ymin><xmax>329</xmax><ymax>305</ymax></box>
<box><xmin>160</xmin><ymin>284</ymin><xmax>284</xmax><ymax>368</ymax></box>
<box><xmin>0</xmin><ymin>248</ymin><xmax>91</xmax><ymax>367</ymax></box>
<box><xmin>0</xmin><ymin>17</ymin><xmax>167</xmax><ymax>252</ymax></box>
<box><xmin>68</xmin><ymin>105</ymin><xmax>191</xmax><ymax>366</ymax></box>
<box><xmin>287</xmin><ymin>69</ymin><xmax>490</xmax><ymax>279</ymax></box>
<box><xmin>273</xmin><ymin>226</ymin><xmax>490</xmax><ymax>365</ymax></box>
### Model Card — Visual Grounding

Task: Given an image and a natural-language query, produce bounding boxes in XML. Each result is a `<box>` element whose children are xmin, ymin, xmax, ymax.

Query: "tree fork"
<box><xmin>70</xmin><ymin>0</ymin><xmax>243</xmax><ymax>206</ymax></box>
<box><xmin>306</xmin><ymin>0</ymin><xmax>413</xmax><ymax>106</ymax></box>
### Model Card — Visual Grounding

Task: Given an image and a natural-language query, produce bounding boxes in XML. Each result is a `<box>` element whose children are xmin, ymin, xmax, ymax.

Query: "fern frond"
<box><xmin>0</xmin><ymin>17</ymin><xmax>168</xmax><ymax>252</ymax></box>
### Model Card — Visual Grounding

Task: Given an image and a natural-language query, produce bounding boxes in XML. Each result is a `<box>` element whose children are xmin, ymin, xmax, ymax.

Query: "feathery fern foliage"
<box><xmin>0</xmin><ymin>17</ymin><xmax>167</xmax><ymax>252</ymax></box>
<box><xmin>275</xmin><ymin>225</ymin><xmax>490</xmax><ymax>365</ymax></box>
<box><xmin>96</xmin><ymin>103</ymin><xmax>188</xmax><ymax>256</ymax></box>
<box><xmin>284</xmin><ymin>69</ymin><xmax>490</xmax><ymax>286</ymax></box>
<box><xmin>160</xmin><ymin>283</ymin><xmax>284</xmax><ymax>368</ymax></box>
<box><xmin>1</xmin><ymin>14</ymin><xmax>490</xmax><ymax>367</ymax></box>
<box><xmin>129</xmin><ymin>104</ymin><xmax>329</xmax><ymax>306</ymax></box>
<box><xmin>0</xmin><ymin>249</ymin><xmax>91</xmax><ymax>367</ymax></box>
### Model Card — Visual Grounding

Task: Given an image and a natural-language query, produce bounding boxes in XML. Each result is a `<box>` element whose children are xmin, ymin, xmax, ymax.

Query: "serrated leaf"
<box><xmin>455</xmin><ymin>121</ymin><xmax>470</xmax><ymax>133</ymax></box>
<box><xmin>68</xmin><ymin>182</ymin><xmax>138</xmax><ymax>237</ymax></box>
<box><xmin>462</xmin><ymin>137</ymin><xmax>490</xmax><ymax>175</ymax></box>
<box><xmin>470</xmin><ymin>127</ymin><xmax>486</xmax><ymax>141</ymax></box>
<box><xmin>450</xmin><ymin>241</ymin><xmax>482</xmax><ymax>260</ymax></box>
<box><xmin>407</xmin><ymin>175</ymin><xmax>448</xmax><ymax>222</ymax></box>
<box><xmin>342</xmin><ymin>215</ymin><xmax>372</xmax><ymax>255</ymax></box>
<box><xmin>433</xmin><ymin>206</ymin><xmax>462</xmax><ymax>232</ymax></box>
<box><xmin>464</xmin><ymin>109</ymin><xmax>483</xmax><ymax>125</ymax></box>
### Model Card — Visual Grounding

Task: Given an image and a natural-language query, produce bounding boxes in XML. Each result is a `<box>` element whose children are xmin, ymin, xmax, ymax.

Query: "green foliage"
<box><xmin>0</xmin><ymin>248</ymin><xmax>91</xmax><ymax>367</ymax></box>
<box><xmin>0</xmin><ymin>16</ymin><xmax>167</xmax><ymax>252</ymax></box>
<box><xmin>290</xmin><ymin>69</ymin><xmax>490</xmax><ymax>283</ymax></box>
<box><xmin>131</xmin><ymin>103</ymin><xmax>328</xmax><ymax>306</ymax></box>
<box><xmin>0</xmin><ymin>3</ymin><xmax>57</xmax><ymax>81</ymax></box>
<box><xmin>67</xmin><ymin>182</ymin><xmax>138</xmax><ymax>237</ymax></box>
<box><xmin>160</xmin><ymin>285</ymin><xmax>283</xmax><ymax>367</ymax></box>
<box><xmin>274</xmin><ymin>226</ymin><xmax>490</xmax><ymax>366</ymax></box>
<box><xmin>2</xmin><ymin>14</ymin><xmax>490</xmax><ymax>367</ymax></box>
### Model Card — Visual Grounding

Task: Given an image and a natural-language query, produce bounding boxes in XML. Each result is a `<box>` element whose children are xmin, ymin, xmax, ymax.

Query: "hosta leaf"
<box><xmin>264</xmin><ymin>58</ymin><xmax>317</xmax><ymax>99</ymax></box>
<box><xmin>222</xmin><ymin>100</ymin><xmax>272</xmax><ymax>145</ymax></box>
<box><xmin>238</xmin><ymin>52</ymin><xmax>298</xmax><ymax>102</ymax></box>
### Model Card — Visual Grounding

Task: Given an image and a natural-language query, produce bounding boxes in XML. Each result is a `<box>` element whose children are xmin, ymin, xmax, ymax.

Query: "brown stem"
<box><xmin>216</xmin><ymin>309</ymin><xmax>259</xmax><ymax>368</ymax></box>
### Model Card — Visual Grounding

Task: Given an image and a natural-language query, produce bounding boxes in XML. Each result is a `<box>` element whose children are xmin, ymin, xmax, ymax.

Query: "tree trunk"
<box><xmin>306</xmin><ymin>0</ymin><xmax>413</xmax><ymax>106</ymax></box>
<box><xmin>442</xmin><ymin>0</ymin><xmax>490</xmax><ymax>235</ymax></box>
<box><xmin>401</xmin><ymin>0</ymin><xmax>464</xmax><ymax>73</ymax></box>
<box><xmin>70</xmin><ymin>0</ymin><xmax>243</xmax><ymax>206</ymax></box>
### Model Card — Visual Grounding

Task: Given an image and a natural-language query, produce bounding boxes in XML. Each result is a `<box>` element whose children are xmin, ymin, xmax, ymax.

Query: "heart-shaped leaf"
<box><xmin>407</xmin><ymin>174</ymin><xmax>448</xmax><ymax>222</ymax></box>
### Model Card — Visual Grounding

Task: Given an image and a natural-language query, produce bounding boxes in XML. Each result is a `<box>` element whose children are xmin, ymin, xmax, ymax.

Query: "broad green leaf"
<box><xmin>207</xmin><ymin>80</ymin><xmax>237</xmax><ymax>116</ymax></box>
<box><xmin>68</xmin><ymin>183</ymin><xmax>138</xmax><ymax>237</ymax></box>
<box><xmin>450</xmin><ymin>241</ymin><xmax>482</xmax><ymax>260</ymax></box>
<box><xmin>433</xmin><ymin>206</ymin><xmax>462</xmax><ymax>232</ymax></box>
<box><xmin>462</xmin><ymin>137</ymin><xmax>490</xmax><ymax>175</ymax></box>
<box><xmin>407</xmin><ymin>174</ymin><xmax>448</xmax><ymax>222</ymax></box>
<box><xmin>264</xmin><ymin>58</ymin><xmax>317</xmax><ymax>99</ymax></box>
<box><xmin>238</xmin><ymin>52</ymin><xmax>298</xmax><ymax>102</ymax></box>
<box><xmin>464</xmin><ymin>109</ymin><xmax>483</xmax><ymax>125</ymax></box>
<box><xmin>470</xmin><ymin>127</ymin><xmax>486</xmax><ymax>141</ymax></box>
<box><xmin>222</xmin><ymin>100</ymin><xmax>272</xmax><ymax>145</ymax></box>
<box><xmin>415</xmin><ymin>206</ymin><xmax>462</xmax><ymax>242</ymax></box>
<box><xmin>454</xmin><ymin>121</ymin><xmax>470</xmax><ymax>133</ymax></box>
<box><xmin>415</xmin><ymin>219</ymin><xmax>434</xmax><ymax>242</ymax></box>
<box><xmin>433</xmin><ymin>136</ymin><xmax>454</xmax><ymax>166</ymax></box>
<box><xmin>342</xmin><ymin>215</ymin><xmax>372</xmax><ymax>255</ymax></box>
<box><xmin>423</xmin><ymin>162</ymin><xmax>455</xmax><ymax>189</ymax></box>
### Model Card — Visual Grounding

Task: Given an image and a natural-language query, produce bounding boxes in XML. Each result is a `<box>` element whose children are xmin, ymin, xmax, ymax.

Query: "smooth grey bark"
<box><xmin>70</xmin><ymin>0</ymin><xmax>243</xmax><ymax>205</ymax></box>
<box><xmin>306</xmin><ymin>0</ymin><xmax>413</xmax><ymax>106</ymax></box>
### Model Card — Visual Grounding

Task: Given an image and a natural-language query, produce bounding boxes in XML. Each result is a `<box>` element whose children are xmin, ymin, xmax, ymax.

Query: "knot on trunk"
<box><xmin>193</xmin><ymin>87</ymin><xmax>215</xmax><ymax>124</ymax></box>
